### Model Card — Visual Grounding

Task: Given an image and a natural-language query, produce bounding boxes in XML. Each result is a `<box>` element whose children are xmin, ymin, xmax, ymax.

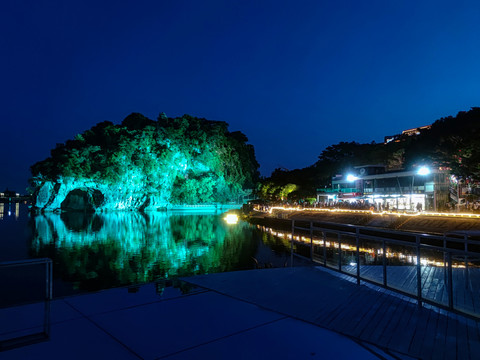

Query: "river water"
<box><xmin>0</xmin><ymin>204</ymin><xmax>293</xmax><ymax>301</ymax></box>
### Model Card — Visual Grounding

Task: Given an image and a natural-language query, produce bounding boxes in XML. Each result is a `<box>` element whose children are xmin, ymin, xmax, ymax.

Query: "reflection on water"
<box><xmin>31</xmin><ymin>211</ymin><xmax>291</xmax><ymax>295</ymax></box>
<box><xmin>257</xmin><ymin>225</ymin><xmax>476</xmax><ymax>268</ymax></box>
<box><xmin>0</xmin><ymin>202</ymin><xmax>21</xmax><ymax>220</ymax></box>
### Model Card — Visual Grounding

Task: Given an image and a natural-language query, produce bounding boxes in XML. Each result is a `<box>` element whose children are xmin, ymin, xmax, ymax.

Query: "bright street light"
<box><xmin>417</xmin><ymin>166</ymin><xmax>431</xmax><ymax>176</ymax></box>
<box><xmin>346</xmin><ymin>174</ymin><xmax>359</xmax><ymax>182</ymax></box>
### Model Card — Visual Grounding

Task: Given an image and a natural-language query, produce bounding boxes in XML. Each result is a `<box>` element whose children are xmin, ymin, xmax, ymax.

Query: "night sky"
<box><xmin>2</xmin><ymin>0</ymin><xmax>480</xmax><ymax>192</ymax></box>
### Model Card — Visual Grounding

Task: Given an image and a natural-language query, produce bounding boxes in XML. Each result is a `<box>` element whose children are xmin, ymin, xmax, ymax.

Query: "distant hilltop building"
<box><xmin>384</xmin><ymin>125</ymin><xmax>432</xmax><ymax>144</ymax></box>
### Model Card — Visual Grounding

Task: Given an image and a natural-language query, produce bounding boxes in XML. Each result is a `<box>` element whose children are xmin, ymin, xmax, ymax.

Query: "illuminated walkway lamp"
<box><xmin>411</xmin><ymin>166</ymin><xmax>431</xmax><ymax>211</ymax></box>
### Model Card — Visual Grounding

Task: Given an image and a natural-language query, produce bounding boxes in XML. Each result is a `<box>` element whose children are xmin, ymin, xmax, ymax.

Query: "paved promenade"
<box><xmin>183</xmin><ymin>266</ymin><xmax>480</xmax><ymax>360</ymax></box>
<box><xmin>1</xmin><ymin>270</ymin><xmax>380</xmax><ymax>360</ymax></box>
<box><xmin>3</xmin><ymin>265</ymin><xmax>478</xmax><ymax>359</ymax></box>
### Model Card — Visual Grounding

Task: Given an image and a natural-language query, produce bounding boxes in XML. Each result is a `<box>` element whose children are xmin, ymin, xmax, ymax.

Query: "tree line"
<box><xmin>261</xmin><ymin>107</ymin><xmax>480</xmax><ymax>202</ymax></box>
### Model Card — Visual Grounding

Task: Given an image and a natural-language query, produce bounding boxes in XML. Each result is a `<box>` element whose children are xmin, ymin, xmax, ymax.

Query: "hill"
<box><xmin>30</xmin><ymin>113</ymin><xmax>259</xmax><ymax>211</ymax></box>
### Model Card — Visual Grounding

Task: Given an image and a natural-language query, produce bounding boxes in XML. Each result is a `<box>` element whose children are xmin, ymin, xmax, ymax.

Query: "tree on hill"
<box><xmin>404</xmin><ymin>107</ymin><xmax>480</xmax><ymax>178</ymax></box>
<box><xmin>30</xmin><ymin>113</ymin><xmax>260</xmax><ymax>206</ymax></box>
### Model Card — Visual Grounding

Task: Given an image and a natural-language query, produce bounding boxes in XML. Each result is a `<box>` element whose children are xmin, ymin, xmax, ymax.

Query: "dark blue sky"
<box><xmin>2</xmin><ymin>0</ymin><xmax>480</xmax><ymax>192</ymax></box>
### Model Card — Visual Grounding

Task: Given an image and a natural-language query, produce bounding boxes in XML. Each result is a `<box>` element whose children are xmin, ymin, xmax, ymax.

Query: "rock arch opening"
<box><xmin>61</xmin><ymin>189</ymin><xmax>104</xmax><ymax>212</ymax></box>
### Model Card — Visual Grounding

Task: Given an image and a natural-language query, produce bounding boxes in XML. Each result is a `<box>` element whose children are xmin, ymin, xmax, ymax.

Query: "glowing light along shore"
<box><xmin>224</xmin><ymin>213</ymin><xmax>239</xmax><ymax>224</ymax></box>
<box><xmin>257</xmin><ymin>206</ymin><xmax>480</xmax><ymax>219</ymax></box>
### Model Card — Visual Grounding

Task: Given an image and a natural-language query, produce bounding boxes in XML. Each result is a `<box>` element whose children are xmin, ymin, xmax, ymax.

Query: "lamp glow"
<box><xmin>224</xmin><ymin>214</ymin><xmax>238</xmax><ymax>224</ymax></box>
<box><xmin>417</xmin><ymin>166</ymin><xmax>430</xmax><ymax>176</ymax></box>
<box><xmin>346</xmin><ymin>174</ymin><xmax>359</xmax><ymax>182</ymax></box>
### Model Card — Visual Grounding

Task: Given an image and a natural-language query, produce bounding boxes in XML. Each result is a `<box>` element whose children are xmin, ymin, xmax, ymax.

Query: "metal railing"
<box><xmin>0</xmin><ymin>258</ymin><xmax>52</xmax><ymax>351</ymax></box>
<box><xmin>290</xmin><ymin>220</ymin><xmax>480</xmax><ymax>319</ymax></box>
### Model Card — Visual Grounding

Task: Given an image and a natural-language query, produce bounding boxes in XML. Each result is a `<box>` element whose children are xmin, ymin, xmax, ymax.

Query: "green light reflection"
<box><xmin>31</xmin><ymin>212</ymin><xmax>265</xmax><ymax>294</ymax></box>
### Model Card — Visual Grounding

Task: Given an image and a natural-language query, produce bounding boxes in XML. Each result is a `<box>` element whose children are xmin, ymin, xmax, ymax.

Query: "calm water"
<box><xmin>0</xmin><ymin>204</ymin><xmax>292</xmax><ymax>301</ymax></box>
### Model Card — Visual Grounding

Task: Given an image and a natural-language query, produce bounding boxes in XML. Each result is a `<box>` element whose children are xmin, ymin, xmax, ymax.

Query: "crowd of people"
<box><xmin>255</xmin><ymin>200</ymin><xmax>386</xmax><ymax>212</ymax></box>
<box><xmin>254</xmin><ymin>199</ymin><xmax>480</xmax><ymax>214</ymax></box>
<box><xmin>445</xmin><ymin>201</ymin><xmax>480</xmax><ymax>213</ymax></box>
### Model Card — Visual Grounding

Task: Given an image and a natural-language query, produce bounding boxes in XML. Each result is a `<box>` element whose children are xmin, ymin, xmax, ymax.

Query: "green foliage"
<box><xmin>30</xmin><ymin>113</ymin><xmax>260</xmax><ymax>204</ymax></box>
<box><xmin>259</xmin><ymin>181</ymin><xmax>299</xmax><ymax>201</ymax></box>
<box><xmin>317</xmin><ymin>141</ymin><xmax>390</xmax><ymax>179</ymax></box>
<box><xmin>121</xmin><ymin>112</ymin><xmax>155</xmax><ymax>130</ymax></box>
<box><xmin>279</xmin><ymin>183</ymin><xmax>297</xmax><ymax>199</ymax></box>
<box><xmin>259</xmin><ymin>165</ymin><xmax>321</xmax><ymax>202</ymax></box>
<box><xmin>403</xmin><ymin>108</ymin><xmax>480</xmax><ymax>178</ymax></box>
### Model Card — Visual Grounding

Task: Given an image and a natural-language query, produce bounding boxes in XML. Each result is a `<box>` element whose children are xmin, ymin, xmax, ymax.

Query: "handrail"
<box><xmin>290</xmin><ymin>220</ymin><xmax>480</xmax><ymax>319</ymax></box>
<box><xmin>0</xmin><ymin>258</ymin><xmax>53</xmax><ymax>304</ymax></box>
<box><xmin>0</xmin><ymin>258</ymin><xmax>52</xmax><ymax>351</ymax></box>
<box><xmin>301</xmin><ymin>219</ymin><xmax>480</xmax><ymax>250</ymax></box>
<box><xmin>293</xmin><ymin>222</ymin><xmax>480</xmax><ymax>260</ymax></box>
<box><xmin>0</xmin><ymin>258</ymin><xmax>54</xmax><ymax>268</ymax></box>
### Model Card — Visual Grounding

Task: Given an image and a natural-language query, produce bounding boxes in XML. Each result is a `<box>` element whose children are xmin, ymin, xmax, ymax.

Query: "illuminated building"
<box><xmin>384</xmin><ymin>125</ymin><xmax>432</xmax><ymax>144</ymax></box>
<box><xmin>317</xmin><ymin>165</ymin><xmax>450</xmax><ymax>211</ymax></box>
<box><xmin>0</xmin><ymin>189</ymin><xmax>21</xmax><ymax>202</ymax></box>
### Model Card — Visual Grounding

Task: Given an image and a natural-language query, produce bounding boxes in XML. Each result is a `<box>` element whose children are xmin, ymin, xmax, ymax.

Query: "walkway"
<box><xmin>183</xmin><ymin>266</ymin><xmax>480</xmax><ymax>360</ymax></box>
<box><xmin>1</xmin><ymin>275</ymin><xmax>380</xmax><ymax>360</ymax></box>
<box><xmin>339</xmin><ymin>265</ymin><xmax>480</xmax><ymax>316</ymax></box>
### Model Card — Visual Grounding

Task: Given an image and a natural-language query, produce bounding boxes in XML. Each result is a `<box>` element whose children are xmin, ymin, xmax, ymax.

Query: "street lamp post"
<box><xmin>457</xmin><ymin>179</ymin><xmax>462</xmax><ymax>212</ymax></box>
<box><xmin>411</xmin><ymin>175</ymin><xmax>415</xmax><ymax>211</ymax></box>
<box><xmin>414</xmin><ymin>166</ymin><xmax>430</xmax><ymax>212</ymax></box>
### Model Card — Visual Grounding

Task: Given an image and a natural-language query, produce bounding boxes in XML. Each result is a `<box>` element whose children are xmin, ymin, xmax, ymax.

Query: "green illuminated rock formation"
<box><xmin>30</xmin><ymin>113</ymin><xmax>259</xmax><ymax>211</ymax></box>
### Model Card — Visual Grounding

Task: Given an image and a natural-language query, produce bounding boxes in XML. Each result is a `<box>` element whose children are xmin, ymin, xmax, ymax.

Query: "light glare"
<box><xmin>224</xmin><ymin>214</ymin><xmax>238</xmax><ymax>224</ymax></box>
<box><xmin>417</xmin><ymin>166</ymin><xmax>430</xmax><ymax>176</ymax></box>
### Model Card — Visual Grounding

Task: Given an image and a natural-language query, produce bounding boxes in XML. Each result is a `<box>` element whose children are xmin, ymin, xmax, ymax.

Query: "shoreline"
<box><xmin>246</xmin><ymin>208</ymin><xmax>480</xmax><ymax>235</ymax></box>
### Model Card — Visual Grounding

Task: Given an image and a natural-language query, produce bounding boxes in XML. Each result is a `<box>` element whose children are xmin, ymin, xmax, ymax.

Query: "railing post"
<box><xmin>49</xmin><ymin>260</ymin><xmax>53</xmax><ymax>300</ymax></box>
<box><xmin>464</xmin><ymin>234</ymin><xmax>469</xmax><ymax>290</ymax></box>
<box><xmin>383</xmin><ymin>240</ymin><xmax>387</xmax><ymax>287</ymax></box>
<box><xmin>310</xmin><ymin>221</ymin><xmax>313</xmax><ymax>261</ymax></box>
<box><xmin>44</xmin><ymin>259</ymin><xmax>52</xmax><ymax>337</ymax></box>
<box><xmin>291</xmin><ymin>220</ymin><xmax>295</xmax><ymax>267</ymax></box>
<box><xmin>338</xmin><ymin>233</ymin><xmax>342</xmax><ymax>272</ymax></box>
<box><xmin>448</xmin><ymin>251</ymin><xmax>454</xmax><ymax>309</ymax></box>
<box><xmin>45</xmin><ymin>260</ymin><xmax>49</xmax><ymax>301</ymax></box>
<box><xmin>322</xmin><ymin>231</ymin><xmax>327</xmax><ymax>267</ymax></box>
<box><xmin>45</xmin><ymin>260</ymin><xmax>53</xmax><ymax>301</ymax></box>
<box><xmin>0</xmin><ymin>258</ymin><xmax>53</xmax><ymax>347</ymax></box>
<box><xmin>443</xmin><ymin>235</ymin><xmax>447</xmax><ymax>285</ymax></box>
<box><xmin>416</xmin><ymin>235</ymin><xmax>422</xmax><ymax>308</ymax></box>
<box><xmin>356</xmin><ymin>228</ymin><xmax>360</xmax><ymax>285</ymax></box>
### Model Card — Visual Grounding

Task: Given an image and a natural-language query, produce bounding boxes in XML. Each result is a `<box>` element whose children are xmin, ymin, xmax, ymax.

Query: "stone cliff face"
<box><xmin>33</xmin><ymin>177</ymin><xmax>173</xmax><ymax>212</ymax></box>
